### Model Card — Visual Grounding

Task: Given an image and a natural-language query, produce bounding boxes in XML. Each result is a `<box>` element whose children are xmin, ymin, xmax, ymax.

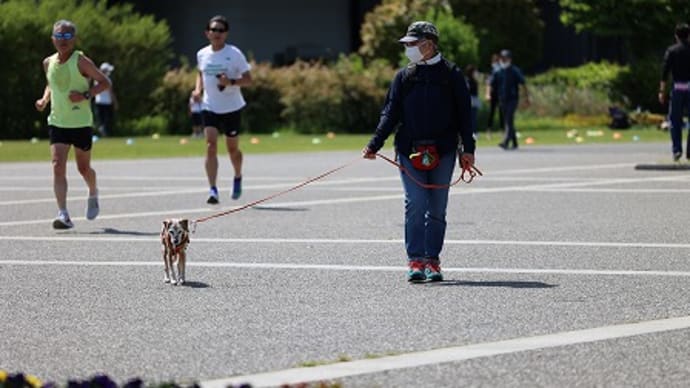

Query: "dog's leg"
<box><xmin>169</xmin><ymin>253</ymin><xmax>178</xmax><ymax>285</ymax></box>
<box><xmin>178</xmin><ymin>251</ymin><xmax>186</xmax><ymax>285</ymax></box>
<box><xmin>163</xmin><ymin>248</ymin><xmax>171</xmax><ymax>283</ymax></box>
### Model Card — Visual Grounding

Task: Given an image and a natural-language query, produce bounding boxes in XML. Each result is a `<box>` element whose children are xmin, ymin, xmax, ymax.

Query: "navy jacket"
<box><xmin>490</xmin><ymin>65</ymin><xmax>525</xmax><ymax>102</ymax></box>
<box><xmin>367</xmin><ymin>57</ymin><xmax>475</xmax><ymax>157</ymax></box>
<box><xmin>661</xmin><ymin>41</ymin><xmax>690</xmax><ymax>83</ymax></box>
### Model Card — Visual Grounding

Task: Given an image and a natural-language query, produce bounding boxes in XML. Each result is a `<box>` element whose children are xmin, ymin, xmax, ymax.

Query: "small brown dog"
<box><xmin>161</xmin><ymin>218</ymin><xmax>190</xmax><ymax>285</ymax></box>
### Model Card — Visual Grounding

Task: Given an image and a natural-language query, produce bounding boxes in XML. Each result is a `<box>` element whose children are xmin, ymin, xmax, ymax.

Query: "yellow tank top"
<box><xmin>46</xmin><ymin>50</ymin><xmax>93</xmax><ymax>128</ymax></box>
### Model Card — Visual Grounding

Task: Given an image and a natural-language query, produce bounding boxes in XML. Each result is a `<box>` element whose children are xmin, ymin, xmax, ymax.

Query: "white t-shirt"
<box><xmin>196</xmin><ymin>44</ymin><xmax>251</xmax><ymax>114</ymax></box>
<box><xmin>189</xmin><ymin>96</ymin><xmax>202</xmax><ymax>113</ymax></box>
<box><xmin>94</xmin><ymin>80</ymin><xmax>113</xmax><ymax>105</ymax></box>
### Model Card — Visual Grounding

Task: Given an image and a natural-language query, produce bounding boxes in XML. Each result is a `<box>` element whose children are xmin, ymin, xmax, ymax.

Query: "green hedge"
<box><xmin>0</xmin><ymin>0</ymin><xmax>172</xmax><ymax>139</ymax></box>
<box><xmin>154</xmin><ymin>55</ymin><xmax>396</xmax><ymax>135</ymax></box>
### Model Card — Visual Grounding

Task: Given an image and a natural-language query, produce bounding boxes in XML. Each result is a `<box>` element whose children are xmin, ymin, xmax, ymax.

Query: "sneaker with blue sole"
<box><xmin>231</xmin><ymin>176</ymin><xmax>242</xmax><ymax>200</ymax></box>
<box><xmin>407</xmin><ymin>260</ymin><xmax>426</xmax><ymax>282</ymax></box>
<box><xmin>425</xmin><ymin>261</ymin><xmax>443</xmax><ymax>282</ymax></box>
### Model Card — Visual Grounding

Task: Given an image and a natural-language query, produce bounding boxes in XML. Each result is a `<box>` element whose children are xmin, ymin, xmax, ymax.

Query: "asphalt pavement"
<box><xmin>1</xmin><ymin>141</ymin><xmax>689</xmax><ymax>387</ymax></box>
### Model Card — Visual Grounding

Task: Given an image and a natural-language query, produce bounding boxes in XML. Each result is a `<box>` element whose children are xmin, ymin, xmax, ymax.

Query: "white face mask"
<box><xmin>405</xmin><ymin>45</ymin><xmax>424</xmax><ymax>63</ymax></box>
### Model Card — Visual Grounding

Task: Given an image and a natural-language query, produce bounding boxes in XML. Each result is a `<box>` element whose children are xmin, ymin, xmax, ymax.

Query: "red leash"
<box><xmin>191</xmin><ymin>157</ymin><xmax>362</xmax><ymax>232</ymax></box>
<box><xmin>375</xmin><ymin>152</ymin><xmax>483</xmax><ymax>189</ymax></box>
<box><xmin>190</xmin><ymin>153</ymin><xmax>482</xmax><ymax>232</ymax></box>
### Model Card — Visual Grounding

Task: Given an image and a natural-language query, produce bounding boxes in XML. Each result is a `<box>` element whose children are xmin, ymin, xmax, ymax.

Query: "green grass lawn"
<box><xmin>0</xmin><ymin>123</ymin><xmax>669</xmax><ymax>162</ymax></box>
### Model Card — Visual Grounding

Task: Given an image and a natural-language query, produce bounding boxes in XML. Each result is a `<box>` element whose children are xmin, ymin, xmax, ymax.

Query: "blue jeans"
<box><xmin>398</xmin><ymin>151</ymin><xmax>456</xmax><ymax>262</ymax></box>
<box><xmin>500</xmin><ymin>99</ymin><xmax>519</xmax><ymax>148</ymax></box>
<box><xmin>669</xmin><ymin>89</ymin><xmax>690</xmax><ymax>155</ymax></box>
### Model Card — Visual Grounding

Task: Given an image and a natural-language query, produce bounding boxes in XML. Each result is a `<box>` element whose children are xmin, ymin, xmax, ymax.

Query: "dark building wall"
<box><xmin>125</xmin><ymin>0</ymin><xmax>627</xmax><ymax>70</ymax></box>
<box><xmin>130</xmin><ymin>0</ymin><xmax>357</xmax><ymax>64</ymax></box>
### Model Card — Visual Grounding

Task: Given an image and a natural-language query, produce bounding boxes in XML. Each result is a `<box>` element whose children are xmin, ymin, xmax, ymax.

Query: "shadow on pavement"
<box><xmin>429</xmin><ymin>280</ymin><xmax>558</xmax><ymax>289</ymax></box>
<box><xmin>88</xmin><ymin>227</ymin><xmax>159</xmax><ymax>236</ymax></box>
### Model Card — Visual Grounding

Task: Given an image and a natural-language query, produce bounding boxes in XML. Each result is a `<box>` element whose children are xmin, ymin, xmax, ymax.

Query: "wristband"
<box><xmin>82</xmin><ymin>91</ymin><xmax>92</xmax><ymax>99</ymax></box>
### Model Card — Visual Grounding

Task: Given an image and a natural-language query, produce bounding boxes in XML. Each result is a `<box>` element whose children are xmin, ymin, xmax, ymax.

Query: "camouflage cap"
<box><xmin>399</xmin><ymin>21</ymin><xmax>439</xmax><ymax>43</ymax></box>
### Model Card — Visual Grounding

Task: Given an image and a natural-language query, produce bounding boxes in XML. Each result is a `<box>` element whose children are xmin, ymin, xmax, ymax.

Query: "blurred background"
<box><xmin>1</xmin><ymin>0</ymin><xmax>688</xmax><ymax>139</ymax></box>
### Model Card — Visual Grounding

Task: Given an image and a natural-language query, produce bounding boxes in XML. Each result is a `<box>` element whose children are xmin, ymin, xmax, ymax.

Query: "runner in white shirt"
<box><xmin>192</xmin><ymin>15</ymin><xmax>252</xmax><ymax>204</ymax></box>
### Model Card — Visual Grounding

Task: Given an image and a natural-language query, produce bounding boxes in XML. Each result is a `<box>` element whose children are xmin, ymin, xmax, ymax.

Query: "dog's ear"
<box><xmin>162</xmin><ymin>219</ymin><xmax>171</xmax><ymax>230</ymax></box>
<box><xmin>179</xmin><ymin>219</ymin><xmax>189</xmax><ymax>231</ymax></box>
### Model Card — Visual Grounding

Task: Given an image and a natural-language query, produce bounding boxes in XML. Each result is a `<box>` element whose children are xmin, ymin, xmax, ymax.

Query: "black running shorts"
<box><xmin>202</xmin><ymin>109</ymin><xmax>242</xmax><ymax>137</ymax></box>
<box><xmin>48</xmin><ymin>126</ymin><xmax>94</xmax><ymax>151</ymax></box>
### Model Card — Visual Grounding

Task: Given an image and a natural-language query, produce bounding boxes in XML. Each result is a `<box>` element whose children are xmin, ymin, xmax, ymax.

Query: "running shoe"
<box><xmin>407</xmin><ymin>260</ymin><xmax>426</xmax><ymax>282</ymax></box>
<box><xmin>52</xmin><ymin>211</ymin><xmax>74</xmax><ymax>230</ymax></box>
<box><xmin>425</xmin><ymin>261</ymin><xmax>444</xmax><ymax>282</ymax></box>
<box><xmin>673</xmin><ymin>152</ymin><xmax>682</xmax><ymax>162</ymax></box>
<box><xmin>231</xmin><ymin>176</ymin><xmax>242</xmax><ymax>200</ymax></box>
<box><xmin>207</xmin><ymin>187</ymin><xmax>219</xmax><ymax>204</ymax></box>
<box><xmin>86</xmin><ymin>192</ymin><xmax>99</xmax><ymax>220</ymax></box>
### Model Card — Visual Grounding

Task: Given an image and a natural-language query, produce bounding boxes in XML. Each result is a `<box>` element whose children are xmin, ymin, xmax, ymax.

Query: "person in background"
<box><xmin>362</xmin><ymin>21</ymin><xmax>476</xmax><ymax>283</ymax></box>
<box><xmin>484</xmin><ymin>53</ymin><xmax>503</xmax><ymax>140</ymax></box>
<box><xmin>35</xmin><ymin>20</ymin><xmax>111</xmax><ymax>229</ymax></box>
<box><xmin>488</xmin><ymin>49</ymin><xmax>530</xmax><ymax>150</ymax></box>
<box><xmin>465</xmin><ymin>64</ymin><xmax>480</xmax><ymax>138</ymax></box>
<box><xmin>189</xmin><ymin>92</ymin><xmax>204</xmax><ymax>138</ymax></box>
<box><xmin>192</xmin><ymin>15</ymin><xmax>252</xmax><ymax>204</ymax></box>
<box><xmin>94</xmin><ymin>62</ymin><xmax>117</xmax><ymax>137</ymax></box>
<box><xmin>659</xmin><ymin>23</ymin><xmax>690</xmax><ymax>161</ymax></box>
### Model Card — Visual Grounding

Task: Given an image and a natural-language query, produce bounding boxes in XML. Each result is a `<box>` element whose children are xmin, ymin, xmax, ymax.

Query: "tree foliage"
<box><xmin>448</xmin><ymin>0</ymin><xmax>544</xmax><ymax>71</ymax></box>
<box><xmin>559</xmin><ymin>0</ymin><xmax>690</xmax><ymax>58</ymax></box>
<box><xmin>358</xmin><ymin>0</ymin><xmax>478</xmax><ymax>68</ymax></box>
<box><xmin>0</xmin><ymin>0</ymin><xmax>172</xmax><ymax>139</ymax></box>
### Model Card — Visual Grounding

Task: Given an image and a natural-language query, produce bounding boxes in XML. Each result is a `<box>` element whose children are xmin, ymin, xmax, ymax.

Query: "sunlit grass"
<box><xmin>0</xmin><ymin>121</ymin><xmax>669</xmax><ymax>162</ymax></box>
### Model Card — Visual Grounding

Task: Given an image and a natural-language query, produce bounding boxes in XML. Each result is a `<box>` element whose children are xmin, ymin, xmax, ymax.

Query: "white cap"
<box><xmin>99</xmin><ymin>62</ymin><xmax>114</xmax><ymax>73</ymax></box>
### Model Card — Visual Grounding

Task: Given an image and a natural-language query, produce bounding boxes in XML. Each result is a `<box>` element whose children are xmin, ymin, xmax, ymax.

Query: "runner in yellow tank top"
<box><xmin>35</xmin><ymin>20</ymin><xmax>112</xmax><ymax>230</ymax></box>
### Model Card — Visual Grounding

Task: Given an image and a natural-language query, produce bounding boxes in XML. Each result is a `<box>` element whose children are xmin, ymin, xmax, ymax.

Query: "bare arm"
<box><xmin>35</xmin><ymin>57</ymin><xmax>51</xmax><ymax>111</ymax></box>
<box><xmin>68</xmin><ymin>54</ymin><xmax>110</xmax><ymax>103</ymax></box>
<box><xmin>192</xmin><ymin>71</ymin><xmax>203</xmax><ymax>101</ymax></box>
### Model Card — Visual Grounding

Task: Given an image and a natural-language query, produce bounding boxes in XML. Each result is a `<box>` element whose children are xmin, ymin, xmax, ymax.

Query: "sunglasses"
<box><xmin>53</xmin><ymin>32</ymin><xmax>74</xmax><ymax>40</ymax></box>
<box><xmin>207</xmin><ymin>28</ymin><xmax>227</xmax><ymax>33</ymax></box>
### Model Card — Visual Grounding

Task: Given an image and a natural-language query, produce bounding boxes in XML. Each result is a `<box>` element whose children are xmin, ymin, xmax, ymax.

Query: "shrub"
<box><xmin>240</xmin><ymin>62</ymin><xmax>284</xmax><ymax>133</ymax></box>
<box><xmin>610</xmin><ymin>56</ymin><xmax>662</xmax><ymax>113</ymax></box>
<box><xmin>275</xmin><ymin>55</ymin><xmax>395</xmax><ymax>134</ymax></box>
<box><xmin>529</xmin><ymin>61</ymin><xmax>625</xmax><ymax>90</ymax></box>
<box><xmin>526</xmin><ymin>84</ymin><xmax>613</xmax><ymax>117</ymax></box>
<box><xmin>0</xmin><ymin>0</ymin><xmax>172</xmax><ymax>139</ymax></box>
<box><xmin>124</xmin><ymin>115</ymin><xmax>169</xmax><ymax>136</ymax></box>
<box><xmin>150</xmin><ymin>65</ymin><xmax>196</xmax><ymax>135</ymax></box>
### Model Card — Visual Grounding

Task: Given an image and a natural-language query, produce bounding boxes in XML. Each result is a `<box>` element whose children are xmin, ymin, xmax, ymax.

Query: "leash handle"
<box><xmin>375</xmin><ymin>152</ymin><xmax>482</xmax><ymax>189</ymax></box>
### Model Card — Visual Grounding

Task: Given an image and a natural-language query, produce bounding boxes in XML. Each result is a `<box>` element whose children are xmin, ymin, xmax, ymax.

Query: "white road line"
<box><xmin>2</xmin><ymin>236</ymin><xmax>690</xmax><ymax>249</ymax></box>
<box><xmin>1</xmin><ymin>260</ymin><xmax>690</xmax><ymax>277</ymax></box>
<box><xmin>200</xmin><ymin>315</ymin><xmax>690</xmax><ymax>388</ymax></box>
<box><xmin>1</xmin><ymin>174</ymin><xmax>685</xmax><ymax>226</ymax></box>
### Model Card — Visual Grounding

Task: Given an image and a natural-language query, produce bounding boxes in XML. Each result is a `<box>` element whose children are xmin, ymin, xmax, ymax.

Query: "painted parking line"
<box><xmin>1</xmin><ymin>259</ymin><xmax>690</xmax><ymax>278</ymax></box>
<box><xmin>1</xmin><ymin>174</ymin><xmax>687</xmax><ymax>227</ymax></box>
<box><xmin>2</xmin><ymin>235</ymin><xmax>690</xmax><ymax>249</ymax></box>
<box><xmin>199</xmin><ymin>315</ymin><xmax>690</xmax><ymax>388</ymax></box>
